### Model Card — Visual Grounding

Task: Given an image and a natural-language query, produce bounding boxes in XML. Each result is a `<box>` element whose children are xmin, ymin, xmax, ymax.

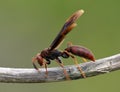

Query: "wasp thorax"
<box><xmin>40</xmin><ymin>48</ymin><xmax>50</xmax><ymax>58</ymax></box>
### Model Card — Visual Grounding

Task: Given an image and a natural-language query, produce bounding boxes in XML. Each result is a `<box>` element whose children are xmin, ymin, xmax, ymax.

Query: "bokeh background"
<box><xmin>0</xmin><ymin>0</ymin><xmax>120</xmax><ymax>92</ymax></box>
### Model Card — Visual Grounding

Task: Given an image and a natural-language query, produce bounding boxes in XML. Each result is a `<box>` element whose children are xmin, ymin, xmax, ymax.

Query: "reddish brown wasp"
<box><xmin>32</xmin><ymin>10</ymin><xmax>95</xmax><ymax>79</ymax></box>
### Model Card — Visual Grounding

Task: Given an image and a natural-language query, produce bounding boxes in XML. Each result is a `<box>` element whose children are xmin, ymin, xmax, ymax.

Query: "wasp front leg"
<box><xmin>32</xmin><ymin>56</ymin><xmax>40</xmax><ymax>71</ymax></box>
<box><xmin>32</xmin><ymin>53</ymin><xmax>49</xmax><ymax>77</ymax></box>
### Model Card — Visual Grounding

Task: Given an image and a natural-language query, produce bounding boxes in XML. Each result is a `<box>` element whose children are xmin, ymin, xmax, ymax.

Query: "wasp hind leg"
<box><xmin>63</xmin><ymin>50</ymin><xmax>86</xmax><ymax>78</ymax></box>
<box><xmin>81</xmin><ymin>57</ymin><xmax>87</xmax><ymax>62</ymax></box>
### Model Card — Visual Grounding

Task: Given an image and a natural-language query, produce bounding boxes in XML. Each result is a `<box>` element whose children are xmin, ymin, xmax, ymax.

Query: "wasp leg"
<box><xmin>43</xmin><ymin>62</ymin><xmax>48</xmax><ymax>78</ymax></box>
<box><xmin>32</xmin><ymin>57</ymin><xmax>39</xmax><ymax>71</ymax></box>
<box><xmin>81</xmin><ymin>57</ymin><xmax>87</xmax><ymax>62</ymax></box>
<box><xmin>55</xmin><ymin>58</ymin><xmax>70</xmax><ymax>80</ymax></box>
<box><xmin>64</xmin><ymin>51</ymin><xmax>86</xmax><ymax>78</ymax></box>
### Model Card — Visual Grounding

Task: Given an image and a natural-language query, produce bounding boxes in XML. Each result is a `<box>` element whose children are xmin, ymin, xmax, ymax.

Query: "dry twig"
<box><xmin>0</xmin><ymin>54</ymin><xmax>120</xmax><ymax>83</ymax></box>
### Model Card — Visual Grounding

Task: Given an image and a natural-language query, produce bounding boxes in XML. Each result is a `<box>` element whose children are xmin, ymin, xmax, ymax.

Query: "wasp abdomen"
<box><xmin>65</xmin><ymin>46</ymin><xmax>95</xmax><ymax>61</ymax></box>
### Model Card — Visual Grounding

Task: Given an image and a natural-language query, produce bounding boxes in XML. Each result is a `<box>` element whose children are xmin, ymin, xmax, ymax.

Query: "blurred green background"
<box><xmin>0</xmin><ymin>0</ymin><xmax>120</xmax><ymax>92</ymax></box>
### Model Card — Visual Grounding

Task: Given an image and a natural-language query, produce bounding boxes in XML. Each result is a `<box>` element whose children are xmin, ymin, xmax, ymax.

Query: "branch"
<box><xmin>0</xmin><ymin>54</ymin><xmax>120</xmax><ymax>83</ymax></box>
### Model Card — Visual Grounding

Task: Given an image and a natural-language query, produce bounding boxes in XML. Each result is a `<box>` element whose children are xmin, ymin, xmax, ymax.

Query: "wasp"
<box><xmin>32</xmin><ymin>10</ymin><xmax>95</xmax><ymax>80</ymax></box>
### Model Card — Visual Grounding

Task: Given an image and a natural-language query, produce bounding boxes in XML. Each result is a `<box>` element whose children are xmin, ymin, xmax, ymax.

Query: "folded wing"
<box><xmin>49</xmin><ymin>10</ymin><xmax>84</xmax><ymax>51</ymax></box>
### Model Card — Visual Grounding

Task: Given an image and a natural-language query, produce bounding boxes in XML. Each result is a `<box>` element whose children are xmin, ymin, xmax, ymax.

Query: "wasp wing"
<box><xmin>49</xmin><ymin>10</ymin><xmax>84</xmax><ymax>51</ymax></box>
